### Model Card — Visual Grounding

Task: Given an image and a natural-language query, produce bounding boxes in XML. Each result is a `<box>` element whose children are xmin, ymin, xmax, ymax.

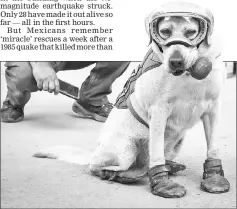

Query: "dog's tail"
<box><xmin>33</xmin><ymin>146</ymin><xmax>92</xmax><ymax>165</ymax></box>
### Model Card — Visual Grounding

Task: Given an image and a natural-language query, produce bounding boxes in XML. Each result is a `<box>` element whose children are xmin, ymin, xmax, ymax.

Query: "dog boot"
<box><xmin>201</xmin><ymin>158</ymin><xmax>230</xmax><ymax>193</ymax></box>
<box><xmin>165</xmin><ymin>160</ymin><xmax>186</xmax><ymax>174</ymax></box>
<box><xmin>99</xmin><ymin>167</ymin><xmax>147</xmax><ymax>184</ymax></box>
<box><xmin>148</xmin><ymin>165</ymin><xmax>186</xmax><ymax>198</ymax></box>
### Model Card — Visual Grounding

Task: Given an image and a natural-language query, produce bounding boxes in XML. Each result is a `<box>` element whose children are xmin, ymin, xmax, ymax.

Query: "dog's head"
<box><xmin>145</xmin><ymin>1</ymin><xmax>214</xmax><ymax>76</ymax></box>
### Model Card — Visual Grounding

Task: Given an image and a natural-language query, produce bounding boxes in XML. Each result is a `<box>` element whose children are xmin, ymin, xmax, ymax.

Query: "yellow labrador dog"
<box><xmin>34</xmin><ymin>1</ymin><xmax>230</xmax><ymax>198</ymax></box>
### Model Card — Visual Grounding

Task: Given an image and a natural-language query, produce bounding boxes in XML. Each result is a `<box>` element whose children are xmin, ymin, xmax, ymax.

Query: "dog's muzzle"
<box><xmin>169</xmin><ymin>50</ymin><xmax>185</xmax><ymax>76</ymax></box>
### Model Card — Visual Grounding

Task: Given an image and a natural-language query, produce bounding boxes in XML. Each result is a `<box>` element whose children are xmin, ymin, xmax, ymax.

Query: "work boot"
<box><xmin>72</xmin><ymin>99</ymin><xmax>113</xmax><ymax>122</ymax></box>
<box><xmin>1</xmin><ymin>101</ymin><xmax>24</xmax><ymax>123</ymax></box>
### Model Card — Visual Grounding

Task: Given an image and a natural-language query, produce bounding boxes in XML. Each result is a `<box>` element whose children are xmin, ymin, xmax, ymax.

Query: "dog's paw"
<box><xmin>165</xmin><ymin>160</ymin><xmax>186</xmax><ymax>175</ymax></box>
<box><xmin>151</xmin><ymin>179</ymin><xmax>187</xmax><ymax>198</ymax></box>
<box><xmin>201</xmin><ymin>158</ymin><xmax>230</xmax><ymax>193</ymax></box>
<box><xmin>99</xmin><ymin>170</ymin><xmax>117</xmax><ymax>181</ymax></box>
<box><xmin>98</xmin><ymin>169</ymin><xmax>146</xmax><ymax>184</ymax></box>
<box><xmin>148</xmin><ymin>165</ymin><xmax>187</xmax><ymax>198</ymax></box>
<box><xmin>201</xmin><ymin>174</ymin><xmax>230</xmax><ymax>193</ymax></box>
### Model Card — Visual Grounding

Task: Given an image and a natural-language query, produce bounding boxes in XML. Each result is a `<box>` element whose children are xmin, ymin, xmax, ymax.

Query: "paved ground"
<box><xmin>1</xmin><ymin>62</ymin><xmax>236</xmax><ymax>208</ymax></box>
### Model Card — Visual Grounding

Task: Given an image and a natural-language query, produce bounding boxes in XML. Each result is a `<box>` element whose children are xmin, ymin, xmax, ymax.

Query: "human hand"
<box><xmin>30</xmin><ymin>62</ymin><xmax>60</xmax><ymax>95</ymax></box>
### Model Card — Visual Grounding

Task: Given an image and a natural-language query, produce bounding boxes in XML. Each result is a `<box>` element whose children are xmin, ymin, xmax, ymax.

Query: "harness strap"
<box><xmin>127</xmin><ymin>97</ymin><xmax>149</xmax><ymax>128</ymax></box>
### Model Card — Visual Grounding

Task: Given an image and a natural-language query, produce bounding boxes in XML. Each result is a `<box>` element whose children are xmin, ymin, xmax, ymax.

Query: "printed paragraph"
<box><xmin>0</xmin><ymin>0</ymin><xmax>114</xmax><ymax>51</ymax></box>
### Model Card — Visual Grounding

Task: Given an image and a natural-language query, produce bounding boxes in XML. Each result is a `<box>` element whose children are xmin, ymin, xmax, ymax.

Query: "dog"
<box><xmin>34</xmin><ymin>1</ymin><xmax>230</xmax><ymax>198</ymax></box>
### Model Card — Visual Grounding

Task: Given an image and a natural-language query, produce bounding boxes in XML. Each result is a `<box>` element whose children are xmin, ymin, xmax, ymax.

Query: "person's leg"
<box><xmin>80</xmin><ymin>61</ymin><xmax>130</xmax><ymax>106</ymax></box>
<box><xmin>1</xmin><ymin>62</ymin><xmax>39</xmax><ymax>122</ymax></box>
<box><xmin>61</xmin><ymin>61</ymin><xmax>96</xmax><ymax>71</ymax></box>
<box><xmin>72</xmin><ymin>61</ymin><xmax>130</xmax><ymax>122</ymax></box>
<box><xmin>0</xmin><ymin>61</ymin><xmax>103</xmax><ymax>122</ymax></box>
<box><xmin>0</xmin><ymin>61</ymin><xmax>67</xmax><ymax>122</ymax></box>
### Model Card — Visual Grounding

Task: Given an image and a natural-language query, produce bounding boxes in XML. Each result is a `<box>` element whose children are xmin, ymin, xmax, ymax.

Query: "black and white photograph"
<box><xmin>0</xmin><ymin>0</ymin><xmax>236</xmax><ymax>208</ymax></box>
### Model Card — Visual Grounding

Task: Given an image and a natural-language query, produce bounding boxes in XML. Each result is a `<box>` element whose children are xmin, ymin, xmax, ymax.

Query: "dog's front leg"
<box><xmin>201</xmin><ymin>98</ymin><xmax>230</xmax><ymax>193</ymax></box>
<box><xmin>147</xmin><ymin>105</ymin><xmax>186</xmax><ymax>198</ymax></box>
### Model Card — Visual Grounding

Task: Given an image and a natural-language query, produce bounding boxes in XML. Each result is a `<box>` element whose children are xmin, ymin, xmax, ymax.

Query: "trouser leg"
<box><xmin>2</xmin><ymin>61</ymin><xmax>98</xmax><ymax>107</ymax></box>
<box><xmin>3</xmin><ymin>62</ymin><xmax>38</xmax><ymax>108</ymax></box>
<box><xmin>79</xmin><ymin>61</ymin><xmax>130</xmax><ymax>106</ymax></box>
<box><xmin>2</xmin><ymin>61</ymin><xmax>67</xmax><ymax>108</ymax></box>
<box><xmin>3</xmin><ymin>61</ymin><xmax>130</xmax><ymax>108</ymax></box>
<box><xmin>61</xmin><ymin>61</ymin><xmax>96</xmax><ymax>71</ymax></box>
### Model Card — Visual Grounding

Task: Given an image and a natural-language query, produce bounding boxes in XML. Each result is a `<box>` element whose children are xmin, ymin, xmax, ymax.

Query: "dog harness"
<box><xmin>114</xmin><ymin>48</ymin><xmax>161</xmax><ymax>127</ymax></box>
<box><xmin>127</xmin><ymin>96</ymin><xmax>149</xmax><ymax>128</ymax></box>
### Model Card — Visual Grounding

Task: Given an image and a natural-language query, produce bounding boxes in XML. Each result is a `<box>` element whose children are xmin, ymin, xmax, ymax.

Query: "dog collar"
<box><xmin>146</xmin><ymin>1</ymin><xmax>214</xmax><ymax>47</ymax></box>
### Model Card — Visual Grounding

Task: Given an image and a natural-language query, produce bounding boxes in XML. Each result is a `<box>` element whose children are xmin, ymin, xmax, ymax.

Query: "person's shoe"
<box><xmin>72</xmin><ymin>99</ymin><xmax>113</xmax><ymax>122</ymax></box>
<box><xmin>1</xmin><ymin>101</ymin><xmax>24</xmax><ymax>123</ymax></box>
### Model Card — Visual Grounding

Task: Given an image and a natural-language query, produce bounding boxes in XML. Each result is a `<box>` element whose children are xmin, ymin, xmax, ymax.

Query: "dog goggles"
<box><xmin>146</xmin><ymin>1</ymin><xmax>214</xmax><ymax>47</ymax></box>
